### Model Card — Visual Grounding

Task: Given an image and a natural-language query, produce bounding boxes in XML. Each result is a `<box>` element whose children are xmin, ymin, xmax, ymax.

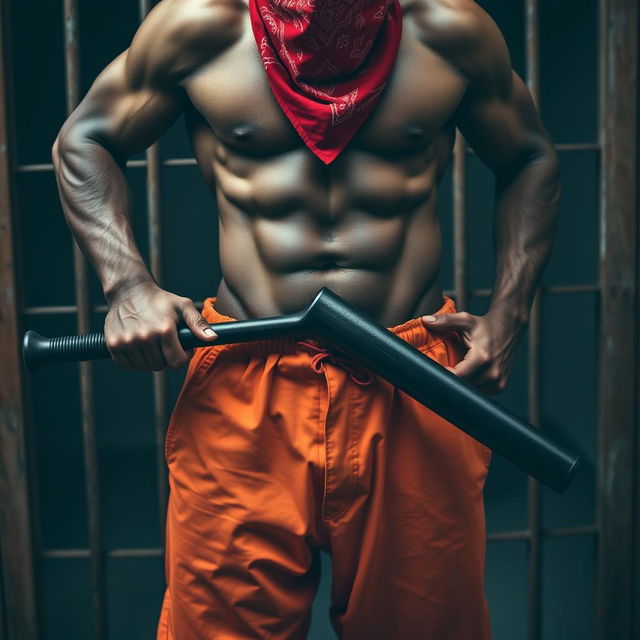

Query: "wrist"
<box><xmin>104</xmin><ymin>272</ymin><xmax>158</xmax><ymax>305</ymax></box>
<box><xmin>486</xmin><ymin>298</ymin><xmax>530</xmax><ymax>330</ymax></box>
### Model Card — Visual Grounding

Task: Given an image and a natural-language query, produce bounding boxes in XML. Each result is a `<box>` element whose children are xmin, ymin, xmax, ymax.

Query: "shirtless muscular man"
<box><xmin>53</xmin><ymin>0</ymin><xmax>560</xmax><ymax>637</ymax></box>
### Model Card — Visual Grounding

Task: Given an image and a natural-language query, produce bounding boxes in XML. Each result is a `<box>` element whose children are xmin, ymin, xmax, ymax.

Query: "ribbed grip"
<box><xmin>49</xmin><ymin>332</ymin><xmax>109</xmax><ymax>363</ymax></box>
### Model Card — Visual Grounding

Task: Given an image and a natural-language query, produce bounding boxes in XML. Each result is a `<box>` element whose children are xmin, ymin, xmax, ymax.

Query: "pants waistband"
<box><xmin>199</xmin><ymin>295</ymin><xmax>457</xmax><ymax>357</ymax></box>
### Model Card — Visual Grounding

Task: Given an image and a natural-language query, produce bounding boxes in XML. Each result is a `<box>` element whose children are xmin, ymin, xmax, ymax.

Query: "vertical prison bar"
<box><xmin>62</xmin><ymin>0</ymin><xmax>107</xmax><ymax>638</ymax></box>
<box><xmin>137</xmin><ymin>0</ymin><xmax>170</xmax><ymax>547</ymax></box>
<box><xmin>0</xmin><ymin>1</ymin><xmax>39</xmax><ymax>638</ymax></box>
<box><xmin>524</xmin><ymin>2</ymin><xmax>543</xmax><ymax>639</ymax></box>
<box><xmin>453</xmin><ymin>132</ymin><xmax>467</xmax><ymax>311</ymax></box>
<box><xmin>596</xmin><ymin>0</ymin><xmax>638</xmax><ymax>637</ymax></box>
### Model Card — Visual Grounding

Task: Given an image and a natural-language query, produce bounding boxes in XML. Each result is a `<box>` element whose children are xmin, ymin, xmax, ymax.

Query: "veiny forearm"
<box><xmin>489</xmin><ymin>148</ymin><xmax>561</xmax><ymax>324</ymax></box>
<box><xmin>53</xmin><ymin>126</ymin><xmax>155</xmax><ymax>303</ymax></box>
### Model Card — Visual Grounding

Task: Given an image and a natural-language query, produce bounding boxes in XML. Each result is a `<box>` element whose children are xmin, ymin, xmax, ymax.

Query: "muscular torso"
<box><xmin>182</xmin><ymin>0</ymin><xmax>469</xmax><ymax>324</ymax></box>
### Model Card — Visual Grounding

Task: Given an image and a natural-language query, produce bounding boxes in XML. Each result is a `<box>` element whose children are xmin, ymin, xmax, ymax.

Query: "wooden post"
<box><xmin>596</xmin><ymin>0</ymin><xmax>638</xmax><ymax>638</ymax></box>
<box><xmin>0</xmin><ymin>2</ymin><xmax>38</xmax><ymax>638</ymax></box>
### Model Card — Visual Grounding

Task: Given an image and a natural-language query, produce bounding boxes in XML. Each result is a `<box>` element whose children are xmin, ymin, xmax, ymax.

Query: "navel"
<box><xmin>407</xmin><ymin>125</ymin><xmax>425</xmax><ymax>140</ymax></box>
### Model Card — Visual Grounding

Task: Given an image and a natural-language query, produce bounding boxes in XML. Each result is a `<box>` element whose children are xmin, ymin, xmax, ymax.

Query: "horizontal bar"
<box><xmin>487</xmin><ymin>529</ymin><xmax>530</xmax><ymax>541</ymax></box>
<box><xmin>40</xmin><ymin>523</ymin><xmax>597</xmax><ymax>559</ymax></box>
<box><xmin>23</xmin><ymin>301</ymin><xmax>204</xmax><ymax>315</ymax></box>
<box><xmin>41</xmin><ymin>547</ymin><xmax>163</xmax><ymax>559</ymax></box>
<box><xmin>16</xmin><ymin>157</ymin><xmax>200</xmax><ymax>174</ymax></box>
<box><xmin>487</xmin><ymin>524</ymin><xmax>598</xmax><ymax>541</ymax></box>
<box><xmin>466</xmin><ymin>142</ymin><xmax>600</xmax><ymax>156</ymax></box>
<box><xmin>21</xmin><ymin>284</ymin><xmax>599</xmax><ymax>317</ymax></box>
<box><xmin>15</xmin><ymin>142</ymin><xmax>602</xmax><ymax>174</ymax></box>
<box><xmin>469</xmin><ymin>283</ymin><xmax>600</xmax><ymax>298</ymax></box>
<box><xmin>546</xmin><ymin>524</ymin><xmax>598</xmax><ymax>537</ymax></box>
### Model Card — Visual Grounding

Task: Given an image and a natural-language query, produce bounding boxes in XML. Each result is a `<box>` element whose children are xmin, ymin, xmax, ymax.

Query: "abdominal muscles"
<box><xmin>217</xmin><ymin>199</ymin><xmax>443</xmax><ymax>323</ymax></box>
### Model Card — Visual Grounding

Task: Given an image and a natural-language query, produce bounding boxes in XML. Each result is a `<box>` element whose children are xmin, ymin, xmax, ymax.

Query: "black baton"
<box><xmin>22</xmin><ymin>287</ymin><xmax>580</xmax><ymax>493</ymax></box>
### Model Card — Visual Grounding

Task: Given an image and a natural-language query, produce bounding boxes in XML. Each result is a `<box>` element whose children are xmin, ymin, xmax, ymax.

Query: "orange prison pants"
<box><xmin>157</xmin><ymin>295</ymin><xmax>492</xmax><ymax>640</ymax></box>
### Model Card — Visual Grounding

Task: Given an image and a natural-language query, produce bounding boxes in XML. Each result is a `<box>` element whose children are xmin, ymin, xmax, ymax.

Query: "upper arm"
<box><xmin>418</xmin><ymin>0</ymin><xmax>557</xmax><ymax>175</ymax></box>
<box><xmin>56</xmin><ymin>0</ymin><xmax>243</xmax><ymax>160</ymax></box>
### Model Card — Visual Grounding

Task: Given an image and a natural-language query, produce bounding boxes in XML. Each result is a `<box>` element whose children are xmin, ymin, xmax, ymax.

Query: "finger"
<box><xmin>125</xmin><ymin>345</ymin><xmax>152</xmax><ymax>372</ymax></box>
<box><xmin>422</xmin><ymin>311</ymin><xmax>476</xmax><ymax>333</ymax></box>
<box><xmin>139</xmin><ymin>339</ymin><xmax>167</xmax><ymax>372</ymax></box>
<box><xmin>159</xmin><ymin>326</ymin><xmax>191</xmax><ymax>370</ymax></box>
<box><xmin>450</xmin><ymin>351</ymin><xmax>491</xmax><ymax>380</ymax></box>
<box><xmin>181</xmin><ymin>302</ymin><xmax>218</xmax><ymax>342</ymax></box>
<box><xmin>105</xmin><ymin>335</ymin><xmax>134</xmax><ymax>371</ymax></box>
<box><xmin>110</xmin><ymin>348</ymin><xmax>134</xmax><ymax>371</ymax></box>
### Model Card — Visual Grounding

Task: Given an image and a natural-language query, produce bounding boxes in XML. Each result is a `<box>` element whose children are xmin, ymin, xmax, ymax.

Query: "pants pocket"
<box><xmin>164</xmin><ymin>345</ymin><xmax>225</xmax><ymax>465</ymax></box>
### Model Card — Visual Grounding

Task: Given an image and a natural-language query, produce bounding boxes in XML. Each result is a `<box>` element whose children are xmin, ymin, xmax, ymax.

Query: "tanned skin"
<box><xmin>53</xmin><ymin>0</ymin><xmax>560</xmax><ymax>395</ymax></box>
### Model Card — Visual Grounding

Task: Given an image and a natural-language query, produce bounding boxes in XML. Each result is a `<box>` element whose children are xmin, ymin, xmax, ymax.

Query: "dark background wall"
<box><xmin>1</xmin><ymin>0</ymin><xmax>633</xmax><ymax>639</ymax></box>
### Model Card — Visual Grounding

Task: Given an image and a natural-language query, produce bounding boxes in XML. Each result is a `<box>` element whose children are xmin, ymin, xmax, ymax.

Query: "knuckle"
<box><xmin>158</xmin><ymin>322</ymin><xmax>174</xmax><ymax>336</ymax></box>
<box><xmin>106</xmin><ymin>336</ymin><xmax>121</xmax><ymax>351</ymax></box>
<box><xmin>488</xmin><ymin>365</ymin><xmax>501</xmax><ymax>380</ymax></box>
<box><xmin>169</xmin><ymin>358</ymin><xmax>187</xmax><ymax>370</ymax></box>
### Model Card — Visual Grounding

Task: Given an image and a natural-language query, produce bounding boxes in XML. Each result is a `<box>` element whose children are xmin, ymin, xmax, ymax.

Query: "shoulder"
<box><xmin>126</xmin><ymin>0</ymin><xmax>245</xmax><ymax>89</ymax></box>
<box><xmin>406</xmin><ymin>0</ymin><xmax>512</xmax><ymax>97</ymax></box>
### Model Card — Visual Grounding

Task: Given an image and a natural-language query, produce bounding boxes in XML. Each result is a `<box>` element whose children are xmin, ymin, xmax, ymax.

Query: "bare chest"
<box><xmin>182</xmin><ymin>8</ymin><xmax>468</xmax><ymax>160</ymax></box>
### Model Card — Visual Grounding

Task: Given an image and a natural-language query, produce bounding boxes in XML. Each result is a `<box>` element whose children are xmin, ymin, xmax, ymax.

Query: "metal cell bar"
<box><xmin>21</xmin><ymin>284</ymin><xmax>599</xmax><ymax>317</ymax></box>
<box><xmin>15</xmin><ymin>163</ymin><xmax>55</xmax><ymax>172</ymax></box>
<box><xmin>546</xmin><ymin>525</ymin><xmax>598</xmax><ymax>537</ymax></box>
<box><xmin>525</xmin><ymin>1</ymin><xmax>542</xmax><ymax>639</ymax></box>
<box><xmin>553</xmin><ymin>143</ymin><xmax>601</xmax><ymax>152</ymax></box>
<box><xmin>62</xmin><ymin>0</ymin><xmax>107</xmax><ymax>638</ymax></box>
<box><xmin>596</xmin><ymin>0</ymin><xmax>638</xmax><ymax>637</ymax></box>
<box><xmin>452</xmin><ymin>131</ymin><xmax>468</xmax><ymax>311</ymax></box>
<box><xmin>469</xmin><ymin>283</ymin><xmax>601</xmax><ymax>298</ymax></box>
<box><xmin>487</xmin><ymin>525</ymin><xmax>598</xmax><ymax>542</ymax></box>
<box><xmin>0</xmin><ymin>2</ymin><xmax>39</xmax><ymax>638</ymax></box>
<box><xmin>487</xmin><ymin>530</ymin><xmax>531</xmax><ymax>542</ymax></box>
<box><xmin>164</xmin><ymin>158</ymin><xmax>198</xmax><ymax>167</ymax></box>
<box><xmin>465</xmin><ymin>142</ymin><xmax>601</xmax><ymax>155</ymax></box>
<box><xmin>16</xmin><ymin>156</ymin><xmax>200</xmax><ymax>173</ymax></box>
<box><xmin>138</xmin><ymin>0</ymin><xmax>170</xmax><ymax>545</ymax></box>
<box><xmin>42</xmin><ymin>548</ymin><xmax>164</xmax><ymax>559</ymax></box>
<box><xmin>40</xmin><ymin>522</ymin><xmax>600</xmax><ymax>561</ymax></box>
<box><xmin>13</xmin><ymin>143</ymin><xmax>605</xmax><ymax>174</ymax></box>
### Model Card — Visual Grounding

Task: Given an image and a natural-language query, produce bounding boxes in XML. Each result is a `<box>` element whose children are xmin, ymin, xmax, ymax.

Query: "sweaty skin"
<box><xmin>53</xmin><ymin>0</ymin><xmax>560</xmax><ymax>393</ymax></box>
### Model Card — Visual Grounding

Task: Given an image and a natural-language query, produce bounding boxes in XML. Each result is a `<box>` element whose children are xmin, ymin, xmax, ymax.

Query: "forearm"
<box><xmin>53</xmin><ymin>125</ymin><xmax>155</xmax><ymax>303</ymax></box>
<box><xmin>488</xmin><ymin>148</ymin><xmax>561</xmax><ymax>325</ymax></box>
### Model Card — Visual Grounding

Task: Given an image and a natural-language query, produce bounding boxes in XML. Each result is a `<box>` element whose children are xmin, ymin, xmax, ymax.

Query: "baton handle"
<box><xmin>23</xmin><ymin>312</ymin><xmax>305</xmax><ymax>373</ymax></box>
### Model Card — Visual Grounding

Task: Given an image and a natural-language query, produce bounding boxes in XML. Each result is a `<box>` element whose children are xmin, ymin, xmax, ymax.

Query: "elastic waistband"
<box><xmin>199</xmin><ymin>294</ymin><xmax>457</xmax><ymax>357</ymax></box>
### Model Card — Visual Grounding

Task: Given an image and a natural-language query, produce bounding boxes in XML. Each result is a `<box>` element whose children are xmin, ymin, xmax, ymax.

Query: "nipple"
<box><xmin>231</xmin><ymin>124</ymin><xmax>254</xmax><ymax>141</ymax></box>
<box><xmin>407</xmin><ymin>125</ymin><xmax>425</xmax><ymax>140</ymax></box>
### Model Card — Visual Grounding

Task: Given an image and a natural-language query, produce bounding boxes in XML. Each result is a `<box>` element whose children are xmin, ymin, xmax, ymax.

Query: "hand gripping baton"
<box><xmin>23</xmin><ymin>287</ymin><xmax>580</xmax><ymax>492</ymax></box>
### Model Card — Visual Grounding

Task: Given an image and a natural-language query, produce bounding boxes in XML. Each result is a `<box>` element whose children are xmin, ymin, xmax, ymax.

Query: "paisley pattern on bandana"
<box><xmin>249</xmin><ymin>0</ymin><xmax>403</xmax><ymax>164</ymax></box>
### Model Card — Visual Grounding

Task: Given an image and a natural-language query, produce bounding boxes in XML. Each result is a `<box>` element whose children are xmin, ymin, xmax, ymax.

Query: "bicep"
<box><xmin>57</xmin><ymin>49</ymin><xmax>185</xmax><ymax>160</ymax></box>
<box><xmin>453</xmin><ymin>70</ymin><xmax>554</xmax><ymax>175</ymax></box>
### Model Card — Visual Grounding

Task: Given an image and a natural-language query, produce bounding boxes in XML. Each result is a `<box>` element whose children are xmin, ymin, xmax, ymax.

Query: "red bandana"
<box><xmin>249</xmin><ymin>0</ymin><xmax>403</xmax><ymax>164</ymax></box>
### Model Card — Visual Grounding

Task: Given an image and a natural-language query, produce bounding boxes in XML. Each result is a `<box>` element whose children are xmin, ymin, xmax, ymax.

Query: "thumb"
<box><xmin>182</xmin><ymin>302</ymin><xmax>218</xmax><ymax>341</ymax></box>
<box><xmin>421</xmin><ymin>311</ymin><xmax>474</xmax><ymax>332</ymax></box>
